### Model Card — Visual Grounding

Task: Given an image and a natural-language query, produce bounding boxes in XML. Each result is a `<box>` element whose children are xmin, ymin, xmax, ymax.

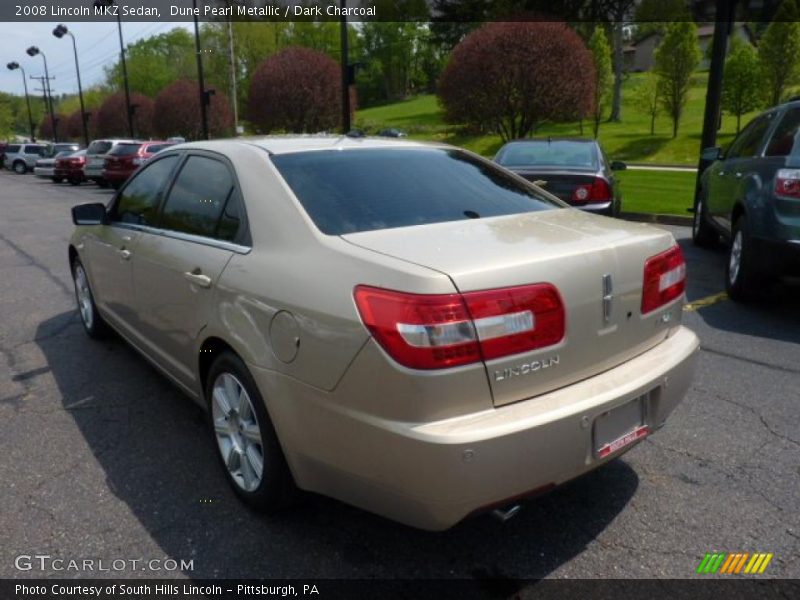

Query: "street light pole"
<box><xmin>6</xmin><ymin>62</ymin><xmax>35</xmax><ymax>142</ymax></box>
<box><xmin>53</xmin><ymin>25</ymin><xmax>90</xmax><ymax>147</ymax></box>
<box><xmin>26</xmin><ymin>46</ymin><xmax>58</xmax><ymax>142</ymax></box>
<box><xmin>193</xmin><ymin>0</ymin><xmax>210</xmax><ymax>140</ymax></box>
<box><xmin>95</xmin><ymin>0</ymin><xmax>133</xmax><ymax>138</ymax></box>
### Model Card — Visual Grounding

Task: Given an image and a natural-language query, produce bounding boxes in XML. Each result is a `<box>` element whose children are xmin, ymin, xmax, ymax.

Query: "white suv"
<box><xmin>5</xmin><ymin>144</ymin><xmax>48</xmax><ymax>174</ymax></box>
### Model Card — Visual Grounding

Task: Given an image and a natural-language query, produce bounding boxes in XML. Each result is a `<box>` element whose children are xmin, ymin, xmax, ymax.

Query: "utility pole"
<box><xmin>192</xmin><ymin>0</ymin><xmax>210</xmax><ymax>140</ymax></box>
<box><xmin>228</xmin><ymin>17</ymin><xmax>239</xmax><ymax>135</ymax></box>
<box><xmin>30</xmin><ymin>74</ymin><xmax>55</xmax><ymax>136</ymax></box>
<box><xmin>339</xmin><ymin>0</ymin><xmax>350</xmax><ymax>134</ymax></box>
<box><xmin>695</xmin><ymin>0</ymin><xmax>737</xmax><ymax>201</ymax></box>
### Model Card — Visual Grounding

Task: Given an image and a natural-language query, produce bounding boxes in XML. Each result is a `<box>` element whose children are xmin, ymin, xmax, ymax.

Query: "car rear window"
<box><xmin>87</xmin><ymin>141</ymin><xmax>113</xmax><ymax>155</ymax></box>
<box><xmin>496</xmin><ymin>141</ymin><xmax>599</xmax><ymax>169</ymax></box>
<box><xmin>6</xmin><ymin>144</ymin><xmax>20</xmax><ymax>153</ymax></box>
<box><xmin>270</xmin><ymin>148</ymin><xmax>559</xmax><ymax>235</ymax></box>
<box><xmin>108</xmin><ymin>143</ymin><xmax>142</xmax><ymax>156</ymax></box>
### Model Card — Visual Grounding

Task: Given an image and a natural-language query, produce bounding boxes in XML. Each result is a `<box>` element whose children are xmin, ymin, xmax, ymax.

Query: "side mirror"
<box><xmin>610</xmin><ymin>160</ymin><xmax>627</xmax><ymax>171</ymax></box>
<box><xmin>701</xmin><ymin>147</ymin><xmax>722</xmax><ymax>162</ymax></box>
<box><xmin>72</xmin><ymin>202</ymin><xmax>107</xmax><ymax>226</ymax></box>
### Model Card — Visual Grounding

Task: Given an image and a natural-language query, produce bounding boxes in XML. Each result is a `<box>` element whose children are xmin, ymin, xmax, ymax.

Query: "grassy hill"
<box><xmin>356</xmin><ymin>72</ymin><xmax>763</xmax><ymax>165</ymax></box>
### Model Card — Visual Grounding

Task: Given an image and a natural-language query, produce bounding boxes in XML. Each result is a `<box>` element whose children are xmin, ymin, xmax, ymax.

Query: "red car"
<box><xmin>54</xmin><ymin>150</ymin><xmax>87</xmax><ymax>185</ymax></box>
<box><xmin>103</xmin><ymin>141</ymin><xmax>175</xmax><ymax>189</ymax></box>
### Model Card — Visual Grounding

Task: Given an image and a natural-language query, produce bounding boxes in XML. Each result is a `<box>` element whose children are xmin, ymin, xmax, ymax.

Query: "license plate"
<box><xmin>594</xmin><ymin>394</ymin><xmax>650</xmax><ymax>458</ymax></box>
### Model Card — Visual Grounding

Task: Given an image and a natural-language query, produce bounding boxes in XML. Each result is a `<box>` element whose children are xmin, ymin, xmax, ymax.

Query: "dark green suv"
<box><xmin>695</xmin><ymin>101</ymin><xmax>800</xmax><ymax>301</ymax></box>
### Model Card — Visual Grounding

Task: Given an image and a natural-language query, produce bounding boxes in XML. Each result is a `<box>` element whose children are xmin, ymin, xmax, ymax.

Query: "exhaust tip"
<box><xmin>491</xmin><ymin>504</ymin><xmax>521</xmax><ymax>523</ymax></box>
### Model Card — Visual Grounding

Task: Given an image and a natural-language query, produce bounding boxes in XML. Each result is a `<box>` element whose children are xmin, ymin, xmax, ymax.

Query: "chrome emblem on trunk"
<box><xmin>602</xmin><ymin>274</ymin><xmax>613</xmax><ymax>323</ymax></box>
<box><xmin>493</xmin><ymin>355</ymin><xmax>560</xmax><ymax>381</ymax></box>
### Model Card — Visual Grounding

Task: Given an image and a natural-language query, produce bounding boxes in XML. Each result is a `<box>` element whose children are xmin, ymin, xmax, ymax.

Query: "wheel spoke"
<box><xmin>225</xmin><ymin>445</ymin><xmax>241</xmax><ymax>472</ymax></box>
<box><xmin>223</xmin><ymin>374</ymin><xmax>240</xmax><ymax>411</ymax></box>
<box><xmin>237</xmin><ymin>389</ymin><xmax>251</xmax><ymax>420</ymax></box>
<box><xmin>213</xmin><ymin>417</ymin><xmax>230</xmax><ymax>437</ymax></box>
<box><xmin>212</xmin><ymin>385</ymin><xmax>233</xmax><ymax>417</ymax></box>
<box><xmin>240</xmin><ymin>451</ymin><xmax>256</xmax><ymax>489</ymax></box>
<box><xmin>246</xmin><ymin>445</ymin><xmax>264</xmax><ymax>480</ymax></box>
<box><xmin>241</xmin><ymin>422</ymin><xmax>261</xmax><ymax>444</ymax></box>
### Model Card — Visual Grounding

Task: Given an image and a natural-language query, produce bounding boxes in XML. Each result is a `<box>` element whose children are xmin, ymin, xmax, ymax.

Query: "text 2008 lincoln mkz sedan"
<box><xmin>69</xmin><ymin>137</ymin><xmax>699</xmax><ymax>530</ymax></box>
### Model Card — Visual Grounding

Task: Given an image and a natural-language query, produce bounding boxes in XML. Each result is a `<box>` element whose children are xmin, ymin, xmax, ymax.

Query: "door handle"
<box><xmin>183</xmin><ymin>271</ymin><xmax>212</xmax><ymax>288</ymax></box>
<box><xmin>118</xmin><ymin>249</ymin><xmax>131</xmax><ymax>260</ymax></box>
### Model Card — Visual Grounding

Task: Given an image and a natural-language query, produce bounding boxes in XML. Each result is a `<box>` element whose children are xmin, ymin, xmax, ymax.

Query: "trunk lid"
<box><xmin>511</xmin><ymin>168</ymin><xmax>598</xmax><ymax>203</ymax></box>
<box><xmin>342</xmin><ymin>209</ymin><xmax>679</xmax><ymax>406</ymax></box>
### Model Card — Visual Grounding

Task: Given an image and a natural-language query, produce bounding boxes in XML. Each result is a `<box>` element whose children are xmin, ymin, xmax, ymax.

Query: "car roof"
<box><xmin>175</xmin><ymin>135</ymin><xmax>443</xmax><ymax>156</ymax></box>
<box><xmin>502</xmin><ymin>138</ymin><xmax>597</xmax><ymax>144</ymax></box>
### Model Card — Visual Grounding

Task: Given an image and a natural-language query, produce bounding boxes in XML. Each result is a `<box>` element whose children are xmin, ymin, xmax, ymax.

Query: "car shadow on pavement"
<box><xmin>37</xmin><ymin>311</ymin><xmax>639</xmax><ymax>583</ymax></box>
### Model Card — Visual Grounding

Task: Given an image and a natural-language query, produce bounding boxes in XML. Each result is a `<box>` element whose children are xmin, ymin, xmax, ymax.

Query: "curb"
<box><xmin>620</xmin><ymin>212</ymin><xmax>693</xmax><ymax>226</ymax></box>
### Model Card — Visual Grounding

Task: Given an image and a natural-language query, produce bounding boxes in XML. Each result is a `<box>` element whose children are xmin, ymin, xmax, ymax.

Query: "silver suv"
<box><xmin>84</xmin><ymin>139</ymin><xmax>135</xmax><ymax>187</ymax></box>
<box><xmin>5</xmin><ymin>143</ymin><xmax>48</xmax><ymax>174</ymax></box>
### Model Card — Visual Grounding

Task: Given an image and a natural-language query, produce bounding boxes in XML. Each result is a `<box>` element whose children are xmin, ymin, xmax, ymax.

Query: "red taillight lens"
<box><xmin>641</xmin><ymin>245</ymin><xmax>687</xmax><ymax>314</ymax></box>
<box><xmin>572</xmin><ymin>178</ymin><xmax>612</xmax><ymax>204</ymax></box>
<box><xmin>775</xmin><ymin>169</ymin><xmax>800</xmax><ymax>199</ymax></box>
<box><xmin>354</xmin><ymin>284</ymin><xmax>565</xmax><ymax>370</ymax></box>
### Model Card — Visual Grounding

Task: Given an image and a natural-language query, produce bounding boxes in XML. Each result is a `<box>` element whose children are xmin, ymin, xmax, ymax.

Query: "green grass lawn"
<box><xmin>355</xmin><ymin>72</ymin><xmax>768</xmax><ymax>165</ymax></box>
<box><xmin>617</xmin><ymin>169</ymin><xmax>697</xmax><ymax>216</ymax></box>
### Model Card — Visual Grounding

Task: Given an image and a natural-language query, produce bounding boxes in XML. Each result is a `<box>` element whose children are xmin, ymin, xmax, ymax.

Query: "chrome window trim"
<box><xmin>109</xmin><ymin>222</ymin><xmax>252</xmax><ymax>255</ymax></box>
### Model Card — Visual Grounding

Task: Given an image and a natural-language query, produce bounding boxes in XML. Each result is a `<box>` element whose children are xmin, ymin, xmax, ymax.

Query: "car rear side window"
<box><xmin>271</xmin><ymin>148</ymin><xmax>559</xmax><ymax>235</ymax></box>
<box><xmin>727</xmin><ymin>113</ymin><xmax>775</xmax><ymax>159</ymax></box>
<box><xmin>146</xmin><ymin>143</ymin><xmax>173</xmax><ymax>154</ymax></box>
<box><xmin>111</xmin><ymin>155</ymin><xmax>180</xmax><ymax>226</ymax></box>
<box><xmin>87</xmin><ymin>141</ymin><xmax>113</xmax><ymax>155</ymax></box>
<box><xmin>160</xmin><ymin>155</ymin><xmax>240</xmax><ymax>241</ymax></box>
<box><xmin>765</xmin><ymin>108</ymin><xmax>800</xmax><ymax>157</ymax></box>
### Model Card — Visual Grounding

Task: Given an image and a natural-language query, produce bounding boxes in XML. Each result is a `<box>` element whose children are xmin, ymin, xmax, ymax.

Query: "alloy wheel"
<box><xmin>211</xmin><ymin>372</ymin><xmax>264</xmax><ymax>492</ymax></box>
<box><xmin>729</xmin><ymin>230</ymin><xmax>743</xmax><ymax>285</ymax></box>
<box><xmin>73</xmin><ymin>264</ymin><xmax>94</xmax><ymax>330</ymax></box>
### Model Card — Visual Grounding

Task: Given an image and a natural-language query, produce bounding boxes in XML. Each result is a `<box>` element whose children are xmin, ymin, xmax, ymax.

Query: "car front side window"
<box><xmin>109</xmin><ymin>154</ymin><xmax>180</xmax><ymax>226</ymax></box>
<box><xmin>765</xmin><ymin>108</ymin><xmax>800</xmax><ymax>157</ymax></box>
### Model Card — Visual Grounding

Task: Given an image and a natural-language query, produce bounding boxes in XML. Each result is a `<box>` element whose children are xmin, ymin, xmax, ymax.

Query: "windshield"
<box><xmin>496</xmin><ymin>141</ymin><xmax>599</xmax><ymax>170</ymax></box>
<box><xmin>271</xmin><ymin>147</ymin><xmax>559</xmax><ymax>235</ymax></box>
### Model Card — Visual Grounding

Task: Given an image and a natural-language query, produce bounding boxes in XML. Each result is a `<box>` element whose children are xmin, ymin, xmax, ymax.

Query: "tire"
<box><xmin>71</xmin><ymin>258</ymin><xmax>110</xmax><ymax>338</ymax></box>
<box><xmin>13</xmin><ymin>161</ymin><xmax>27</xmax><ymax>175</ymax></box>
<box><xmin>692</xmin><ymin>195</ymin><xmax>717</xmax><ymax>247</ymax></box>
<box><xmin>206</xmin><ymin>351</ymin><xmax>297</xmax><ymax>510</ymax></box>
<box><xmin>51</xmin><ymin>176</ymin><xmax>63</xmax><ymax>183</ymax></box>
<box><xmin>69</xmin><ymin>177</ymin><xmax>81</xmax><ymax>186</ymax></box>
<box><xmin>95</xmin><ymin>179</ymin><xmax>109</xmax><ymax>188</ymax></box>
<box><xmin>725</xmin><ymin>215</ymin><xmax>764</xmax><ymax>302</ymax></box>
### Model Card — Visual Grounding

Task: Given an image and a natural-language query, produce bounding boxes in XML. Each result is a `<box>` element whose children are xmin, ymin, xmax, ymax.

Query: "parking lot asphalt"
<box><xmin>0</xmin><ymin>171</ymin><xmax>798</xmax><ymax>583</ymax></box>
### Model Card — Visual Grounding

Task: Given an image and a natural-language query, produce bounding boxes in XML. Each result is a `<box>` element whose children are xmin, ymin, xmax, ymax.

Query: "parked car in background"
<box><xmin>54</xmin><ymin>150</ymin><xmax>88</xmax><ymax>185</ymax></box>
<box><xmin>34</xmin><ymin>151</ymin><xmax>78</xmax><ymax>182</ymax></box>
<box><xmin>377</xmin><ymin>128</ymin><xmax>407</xmax><ymax>138</ymax></box>
<box><xmin>83</xmin><ymin>139</ymin><xmax>134</xmax><ymax>187</ymax></box>
<box><xmin>4</xmin><ymin>143</ymin><xmax>48</xmax><ymax>174</ymax></box>
<box><xmin>103</xmin><ymin>141</ymin><xmax>175</xmax><ymax>189</ymax></box>
<box><xmin>33</xmin><ymin>144</ymin><xmax>81</xmax><ymax>182</ymax></box>
<box><xmin>68</xmin><ymin>137</ymin><xmax>698</xmax><ymax>531</ymax></box>
<box><xmin>494</xmin><ymin>138</ymin><xmax>626</xmax><ymax>217</ymax></box>
<box><xmin>695</xmin><ymin>100</ymin><xmax>800</xmax><ymax>301</ymax></box>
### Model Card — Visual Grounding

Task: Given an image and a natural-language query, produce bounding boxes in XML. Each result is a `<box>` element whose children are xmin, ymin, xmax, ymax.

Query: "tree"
<box><xmin>438</xmin><ymin>22</ymin><xmax>595</xmax><ymax>141</ymax></box>
<box><xmin>633</xmin><ymin>0</ymin><xmax>693</xmax><ymax>40</ymax></box>
<box><xmin>95</xmin><ymin>93</ymin><xmax>155</xmax><ymax>139</ymax></box>
<box><xmin>722</xmin><ymin>39</ymin><xmax>762</xmax><ymax>132</ymax></box>
<box><xmin>588</xmin><ymin>25</ymin><xmax>613</xmax><ymax>138</ymax></box>
<box><xmin>601</xmin><ymin>0</ymin><xmax>637</xmax><ymax>122</ymax></box>
<box><xmin>758</xmin><ymin>0</ymin><xmax>800</xmax><ymax>106</ymax></box>
<box><xmin>153</xmin><ymin>79</ymin><xmax>233</xmax><ymax>140</ymax></box>
<box><xmin>63</xmin><ymin>109</ymin><xmax>89</xmax><ymax>142</ymax></box>
<box><xmin>248</xmin><ymin>47</ymin><xmax>341</xmax><ymax>133</ymax></box>
<box><xmin>654</xmin><ymin>21</ymin><xmax>700</xmax><ymax>138</ymax></box>
<box><xmin>632</xmin><ymin>72</ymin><xmax>661</xmax><ymax>135</ymax></box>
<box><xmin>38</xmin><ymin>114</ymin><xmax>60</xmax><ymax>141</ymax></box>
<box><xmin>104</xmin><ymin>28</ymin><xmax>195</xmax><ymax>98</ymax></box>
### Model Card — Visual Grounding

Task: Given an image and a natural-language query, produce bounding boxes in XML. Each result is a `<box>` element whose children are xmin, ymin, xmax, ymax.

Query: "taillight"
<box><xmin>775</xmin><ymin>168</ymin><xmax>800</xmax><ymax>199</ymax></box>
<box><xmin>353</xmin><ymin>284</ymin><xmax>565</xmax><ymax>370</ymax></box>
<box><xmin>641</xmin><ymin>245</ymin><xmax>686</xmax><ymax>314</ymax></box>
<box><xmin>572</xmin><ymin>178</ymin><xmax>612</xmax><ymax>204</ymax></box>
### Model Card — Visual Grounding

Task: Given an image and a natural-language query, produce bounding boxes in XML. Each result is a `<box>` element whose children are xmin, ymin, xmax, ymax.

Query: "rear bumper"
<box><xmin>103</xmin><ymin>169</ymin><xmax>134</xmax><ymax>183</ymax></box>
<box><xmin>83</xmin><ymin>164</ymin><xmax>104</xmax><ymax>179</ymax></box>
<box><xmin>33</xmin><ymin>166</ymin><xmax>55</xmax><ymax>178</ymax></box>
<box><xmin>752</xmin><ymin>237</ymin><xmax>800</xmax><ymax>275</ymax></box>
<box><xmin>253</xmin><ymin>326</ymin><xmax>699</xmax><ymax>530</ymax></box>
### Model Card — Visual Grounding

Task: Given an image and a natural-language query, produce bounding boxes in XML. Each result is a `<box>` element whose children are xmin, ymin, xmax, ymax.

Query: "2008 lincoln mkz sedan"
<box><xmin>69</xmin><ymin>137</ymin><xmax>699</xmax><ymax>530</ymax></box>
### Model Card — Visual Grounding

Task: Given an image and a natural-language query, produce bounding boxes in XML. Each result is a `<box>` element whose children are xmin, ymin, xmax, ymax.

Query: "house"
<box><xmin>625</xmin><ymin>23</ymin><xmax>756</xmax><ymax>72</ymax></box>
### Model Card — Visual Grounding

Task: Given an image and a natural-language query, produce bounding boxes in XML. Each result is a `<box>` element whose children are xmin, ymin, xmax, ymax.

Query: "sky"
<box><xmin>0</xmin><ymin>22</ymin><xmax>193</xmax><ymax>97</ymax></box>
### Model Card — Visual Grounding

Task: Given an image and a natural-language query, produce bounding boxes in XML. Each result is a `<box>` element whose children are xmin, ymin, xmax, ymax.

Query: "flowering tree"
<box><xmin>248</xmin><ymin>47</ymin><xmax>341</xmax><ymax>133</ymax></box>
<box><xmin>437</xmin><ymin>21</ymin><xmax>595</xmax><ymax>141</ymax></box>
<box><xmin>153</xmin><ymin>79</ymin><xmax>233</xmax><ymax>140</ymax></box>
<box><xmin>95</xmin><ymin>92</ymin><xmax>155</xmax><ymax>139</ymax></box>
